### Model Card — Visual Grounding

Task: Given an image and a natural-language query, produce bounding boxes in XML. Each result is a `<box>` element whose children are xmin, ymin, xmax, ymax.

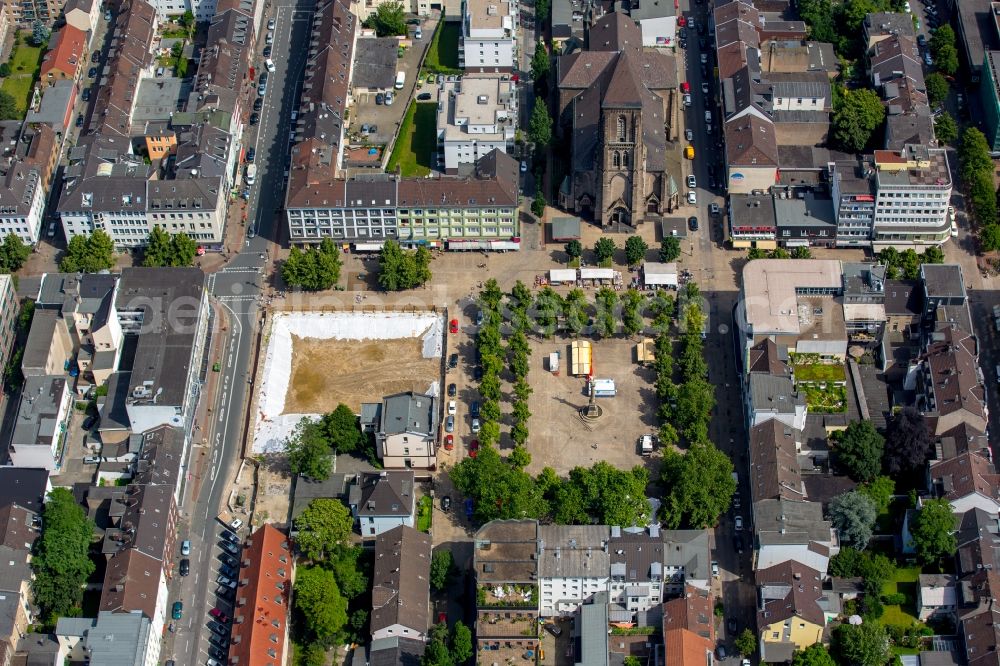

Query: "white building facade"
<box><xmin>460</xmin><ymin>0</ymin><xmax>517</xmax><ymax>70</ymax></box>
<box><xmin>437</xmin><ymin>75</ymin><xmax>517</xmax><ymax>172</ymax></box>
<box><xmin>871</xmin><ymin>145</ymin><xmax>953</xmax><ymax>249</ymax></box>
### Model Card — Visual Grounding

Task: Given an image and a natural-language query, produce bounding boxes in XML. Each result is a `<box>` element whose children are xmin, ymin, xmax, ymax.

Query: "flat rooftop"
<box><xmin>742</xmin><ymin>259</ymin><xmax>843</xmax><ymax>336</ymax></box>
<box><xmin>874</xmin><ymin>146</ymin><xmax>952</xmax><ymax>189</ymax></box>
<box><xmin>116</xmin><ymin>267</ymin><xmax>205</xmax><ymax>408</ymax></box>
<box><xmin>467</xmin><ymin>0</ymin><xmax>513</xmax><ymax>31</ymax></box>
<box><xmin>438</xmin><ymin>76</ymin><xmax>515</xmax><ymax>142</ymax></box>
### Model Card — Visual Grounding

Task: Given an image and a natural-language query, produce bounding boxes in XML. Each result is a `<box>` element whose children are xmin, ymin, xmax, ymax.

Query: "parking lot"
<box><xmin>347</xmin><ymin>15</ymin><xmax>440</xmax><ymax>148</ymax></box>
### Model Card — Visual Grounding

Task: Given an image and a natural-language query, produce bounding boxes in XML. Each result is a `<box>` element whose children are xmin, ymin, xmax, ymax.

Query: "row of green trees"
<box><xmin>833</xmin><ymin>409</ymin><xmax>933</xmax><ymax>484</ymax></box>
<box><xmin>282</xmin><ymin>238</ymin><xmax>343</xmax><ymax>291</ymax></box>
<box><xmin>475</xmin><ymin>279</ymin><xmax>506</xmax><ymax>449</ymax></box>
<box><xmin>958</xmin><ymin>128</ymin><xmax>1000</xmax><ymax>251</ymax></box>
<box><xmin>564</xmin><ymin>236</ymin><xmax>650</xmax><ymax>267</ymax></box>
<box><xmin>378</xmin><ymin>239</ymin><xmax>433</xmax><ymax>291</ymax></box>
<box><xmin>876</xmin><ymin>246</ymin><xmax>945</xmax><ymax>279</ymax></box>
<box><xmin>285</xmin><ymin>404</ymin><xmax>371</xmax><ymax>480</ymax></box>
<box><xmin>293</xmin><ymin>498</ymin><xmax>372</xmax><ymax>665</ymax></box>
<box><xmin>422</xmin><ymin>621</ymin><xmax>474</xmax><ymax>666</ymax></box>
<box><xmin>60</xmin><ymin>230</ymin><xmax>115</xmax><ymax>273</ymax></box>
<box><xmin>143</xmin><ymin>226</ymin><xmax>198</xmax><ymax>267</ymax></box>
<box><xmin>31</xmin><ymin>488</ymin><xmax>96</xmax><ymax>624</ymax></box>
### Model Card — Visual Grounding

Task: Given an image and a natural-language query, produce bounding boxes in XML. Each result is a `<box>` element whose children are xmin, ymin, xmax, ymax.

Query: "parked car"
<box><xmin>179</xmin><ymin>558</ymin><xmax>190</xmax><ymax>576</ymax></box>
<box><xmin>215</xmin><ymin>585</ymin><xmax>235</xmax><ymax>600</ymax></box>
<box><xmin>686</xmin><ymin>174</ymin><xmax>697</xmax><ymax>188</ymax></box>
<box><xmin>249</xmin><ymin>112</ymin><xmax>259</xmax><ymax>125</ymax></box>
<box><xmin>709</xmin><ymin>203</ymin><xmax>720</xmax><ymax>216</ymax></box>
<box><xmin>685</xmin><ymin>128</ymin><xmax>694</xmax><ymax>141</ymax></box>
<box><xmin>209</xmin><ymin>608</ymin><xmax>230</xmax><ymax>623</ymax></box>
<box><xmin>218</xmin><ymin>552</ymin><xmax>238</xmax><ymax>568</ymax></box>
<box><xmin>545</xmin><ymin>624</ymin><xmax>562</xmax><ymax>637</ymax></box>
<box><xmin>91</xmin><ymin>51</ymin><xmax>101</xmax><ymax>63</ymax></box>
<box><xmin>208</xmin><ymin>620</ymin><xmax>229</xmax><ymax>636</ymax></box>
<box><xmin>208</xmin><ymin>646</ymin><xmax>228</xmax><ymax>661</ymax></box>
<box><xmin>246</xmin><ymin>147</ymin><xmax>255</xmax><ymax>162</ymax></box>
<box><xmin>448</xmin><ymin>400</ymin><xmax>457</xmax><ymax>415</ymax></box>
<box><xmin>375</xmin><ymin>93</ymin><xmax>385</xmax><ymax>105</ymax></box>
<box><xmin>88</xmin><ymin>67</ymin><xmax>98</xmax><ymax>78</ymax></box>
<box><xmin>448</xmin><ymin>353</ymin><xmax>459</xmax><ymax>369</ymax></box>
<box><xmin>221</xmin><ymin>530</ymin><xmax>240</xmax><ymax>544</ymax></box>
<box><xmin>218</xmin><ymin>564</ymin><xmax>237</xmax><ymax>578</ymax></box>
<box><xmin>444</xmin><ymin>434</ymin><xmax>454</xmax><ymax>450</ymax></box>
<box><xmin>83</xmin><ymin>455</ymin><xmax>101</xmax><ymax>464</ymax></box>
<box><xmin>441</xmin><ymin>495</ymin><xmax>452</xmax><ymax>511</ymax></box>
<box><xmin>83</xmin><ymin>414</ymin><xmax>98</xmax><ymax>430</ymax></box>
<box><xmin>687</xmin><ymin>191</ymin><xmax>697</xmax><ymax>205</ymax></box>
<box><xmin>520</xmin><ymin>161</ymin><xmax>528</xmax><ymax>172</ymax></box>
<box><xmin>711</xmin><ymin>561</ymin><xmax>719</xmax><ymax>577</ymax></box>
<box><xmin>262</xmin><ymin>44</ymin><xmax>272</xmax><ymax>57</ymax></box>
<box><xmin>253</xmin><ymin>97</ymin><xmax>263</xmax><ymax>112</ymax></box>
<box><xmin>734</xmin><ymin>515</ymin><xmax>744</xmax><ymax>530</ymax></box>
<box><xmin>81</xmin><ymin>88</ymin><xmax>91</xmax><ymax>102</ymax></box>
<box><xmin>229</xmin><ymin>519</ymin><xmax>243</xmax><ymax>531</ymax></box>
<box><xmin>688</xmin><ymin>216</ymin><xmax>699</xmax><ymax>231</ymax></box>
<box><xmin>447</xmin><ymin>383</ymin><xmax>457</xmax><ymax>397</ymax></box>
<box><xmin>181</xmin><ymin>540</ymin><xmax>191</xmax><ymax>556</ymax></box>
<box><xmin>267</xmin><ymin>17</ymin><xmax>275</xmax><ymax>29</ymax></box>
<box><xmin>469</xmin><ymin>439</ymin><xmax>479</xmax><ymax>457</ymax></box>
<box><xmin>219</xmin><ymin>540</ymin><xmax>239</xmax><ymax>555</ymax></box>
<box><xmin>75</xmin><ymin>114</ymin><xmax>85</xmax><ymax>129</ymax></box>
<box><xmin>471</xmin><ymin>418</ymin><xmax>481</xmax><ymax>434</ymax></box>
<box><xmin>171</xmin><ymin>601</ymin><xmax>183</xmax><ymax>619</ymax></box>
<box><xmin>385</xmin><ymin>91</ymin><xmax>394</xmax><ymax>105</ymax></box>
<box><xmin>217</xmin><ymin>575</ymin><xmax>236</xmax><ymax>588</ymax></box>
<box><xmin>445</xmin><ymin>415</ymin><xmax>455</xmax><ymax>433</ymax></box>
<box><xmin>449</xmin><ymin>318</ymin><xmax>459</xmax><ymax>333</ymax></box>
<box><xmin>208</xmin><ymin>633</ymin><xmax>230</xmax><ymax>650</ymax></box>
<box><xmin>417</xmin><ymin>92</ymin><xmax>432</xmax><ymax>100</ymax></box>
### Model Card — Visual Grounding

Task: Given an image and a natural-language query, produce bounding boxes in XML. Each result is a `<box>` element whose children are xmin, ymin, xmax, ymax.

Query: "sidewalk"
<box><xmin>181</xmin><ymin>298</ymin><xmax>231</xmax><ymax>508</ymax></box>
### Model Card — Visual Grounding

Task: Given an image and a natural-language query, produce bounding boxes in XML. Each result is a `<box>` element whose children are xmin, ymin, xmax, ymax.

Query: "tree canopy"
<box><xmin>883</xmin><ymin>406</ymin><xmax>932</xmax><ymax>475</ymax></box>
<box><xmin>0</xmin><ymin>91</ymin><xmax>17</xmax><ymax>121</ymax></box>
<box><xmin>378</xmin><ymin>240</ymin><xmax>432</xmax><ymax>291</ymax></box>
<box><xmin>925</xmin><ymin>72</ymin><xmax>949</xmax><ymax>106</ymax></box>
<box><xmin>365</xmin><ymin>1</ymin><xmax>406</xmax><ymax>36</ymax></box>
<box><xmin>594</xmin><ymin>238</ymin><xmax>616</xmax><ymax>264</ymax></box>
<box><xmin>660</xmin><ymin>440</ymin><xmax>736</xmax><ymax>528</ymax></box>
<box><xmin>528</xmin><ymin>102</ymin><xmax>552</xmax><ymax>147</ymax></box>
<box><xmin>832</xmin><ymin>420</ymin><xmax>884</xmax><ymax>483</ymax></box>
<box><xmin>659</xmin><ymin>237</ymin><xmax>680</xmax><ymax>262</ymax></box>
<box><xmin>295</xmin><ymin>498</ymin><xmax>354</xmax><ymax>561</ymax></box>
<box><xmin>833</xmin><ymin>622</ymin><xmax>891</xmax><ymax>666</ymax></box>
<box><xmin>530</xmin><ymin>41</ymin><xmax>550</xmax><ymax>83</ymax></box>
<box><xmin>829</xmin><ymin>491</ymin><xmax>877</xmax><ymax>549</ymax></box>
<box><xmin>929</xmin><ymin>25</ymin><xmax>959</xmax><ymax>75</ymax></box>
<box><xmin>430</xmin><ymin>549</ymin><xmax>456</xmax><ymax>591</ymax></box>
<box><xmin>832</xmin><ymin>87</ymin><xmax>885</xmax><ymax>153</ymax></box>
<box><xmin>143</xmin><ymin>226</ymin><xmax>198</xmax><ymax>267</ymax></box>
<box><xmin>934</xmin><ymin>112</ymin><xmax>958</xmax><ymax>144</ymax></box>
<box><xmin>910</xmin><ymin>498</ymin><xmax>957</xmax><ymax>564</ymax></box>
<box><xmin>282</xmin><ymin>238</ymin><xmax>343</xmax><ymax>291</ymax></box>
<box><xmin>624</xmin><ymin>236</ymin><xmax>648</xmax><ymax>266</ymax></box>
<box><xmin>0</xmin><ymin>233</ymin><xmax>30</xmax><ymax>273</ymax></box>
<box><xmin>565</xmin><ymin>239</ymin><xmax>582</xmax><ymax>259</ymax></box>
<box><xmin>60</xmin><ymin>231</ymin><xmax>115</xmax><ymax>273</ymax></box>
<box><xmin>294</xmin><ymin>565</ymin><xmax>349</xmax><ymax>646</ymax></box>
<box><xmin>792</xmin><ymin>644</ymin><xmax>836</xmax><ymax>666</ymax></box>
<box><xmin>286</xmin><ymin>417</ymin><xmax>333</xmax><ymax>480</ymax></box>
<box><xmin>31</xmin><ymin>487</ymin><xmax>96</xmax><ymax>621</ymax></box>
<box><xmin>321</xmin><ymin>404</ymin><xmax>365</xmax><ymax>454</ymax></box>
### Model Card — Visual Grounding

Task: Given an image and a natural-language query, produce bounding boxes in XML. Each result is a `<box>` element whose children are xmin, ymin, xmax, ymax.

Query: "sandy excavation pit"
<box><xmin>284</xmin><ymin>336</ymin><xmax>441</xmax><ymax>414</ymax></box>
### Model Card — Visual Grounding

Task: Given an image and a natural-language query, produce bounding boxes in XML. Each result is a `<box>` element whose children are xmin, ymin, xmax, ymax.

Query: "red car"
<box><xmin>677</xmin><ymin>15</ymin><xmax>687</xmax><ymax>26</ymax></box>
<box><xmin>449</xmin><ymin>319</ymin><xmax>459</xmax><ymax>334</ymax></box>
<box><xmin>438</xmin><ymin>611</ymin><xmax>447</xmax><ymax>624</ymax></box>
<box><xmin>209</xmin><ymin>608</ymin><xmax>230</xmax><ymax>624</ymax></box>
<box><xmin>680</xmin><ymin>81</ymin><xmax>691</xmax><ymax>94</ymax></box>
<box><xmin>469</xmin><ymin>439</ymin><xmax>479</xmax><ymax>458</ymax></box>
<box><xmin>444</xmin><ymin>434</ymin><xmax>454</xmax><ymax>450</ymax></box>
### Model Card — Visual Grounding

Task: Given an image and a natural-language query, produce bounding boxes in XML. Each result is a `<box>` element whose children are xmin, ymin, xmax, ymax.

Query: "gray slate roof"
<box><xmin>381</xmin><ymin>392</ymin><xmax>435</xmax><ymax>437</ymax></box>
<box><xmin>350</xmin><ymin>471</ymin><xmax>415</xmax><ymax>518</ymax></box>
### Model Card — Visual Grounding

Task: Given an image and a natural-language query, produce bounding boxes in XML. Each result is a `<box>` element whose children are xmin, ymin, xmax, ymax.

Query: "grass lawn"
<box><xmin>417</xmin><ymin>494</ymin><xmax>433</xmax><ymax>532</ymax></box>
<box><xmin>793</xmin><ymin>362</ymin><xmax>846</xmax><ymax>383</ymax></box>
<box><xmin>881</xmin><ymin>566</ymin><xmax>921</xmax><ymax>627</ymax></box>
<box><xmin>1</xmin><ymin>35</ymin><xmax>45</xmax><ymax>116</ymax></box>
<box><xmin>424</xmin><ymin>21</ymin><xmax>461</xmax><ymax>73</ymax></box>
<box><xmin>387</xmin><ymin>101</ymin><xmax>436</xmax><ymax>177</ymax></box>
<box><xmin>802</xmin><ymin>384</ymin><xmax>847</xmax><ymax>413</ymax></box>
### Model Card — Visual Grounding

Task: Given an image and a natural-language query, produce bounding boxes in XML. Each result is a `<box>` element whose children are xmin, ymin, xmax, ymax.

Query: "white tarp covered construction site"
<box><xmin>252</xmin><ymin>312</ymin><xmax>444</xmax><ymax>454</ymax></box>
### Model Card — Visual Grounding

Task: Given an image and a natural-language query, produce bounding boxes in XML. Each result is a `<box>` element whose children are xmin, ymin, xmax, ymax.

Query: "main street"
<box><xmin>164</xmin><ymin>0</ymin><xmax>308</xmax><ymax>660</ymax></box>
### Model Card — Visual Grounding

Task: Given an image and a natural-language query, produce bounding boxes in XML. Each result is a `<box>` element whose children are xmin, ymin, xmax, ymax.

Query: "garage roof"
<box><xmin>353</xmin><ymin>37</ymin><xmax>397</xmax><ymax>90</ymax></box>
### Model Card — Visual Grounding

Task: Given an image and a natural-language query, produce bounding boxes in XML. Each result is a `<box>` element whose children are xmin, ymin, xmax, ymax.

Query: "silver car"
<box><xmin>471</xmin><ymin>418</ymin><xmax>481</xmax><ymax>433</ymax></box>
<box><xmin>445</xmin><ymin>415</ymin><xmax>455</xmax><ymax>433</ymax></box>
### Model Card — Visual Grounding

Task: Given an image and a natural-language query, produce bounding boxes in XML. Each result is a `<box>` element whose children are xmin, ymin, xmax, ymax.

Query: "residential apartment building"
<box><xmin>909</xmin><ymin>324</ymin><xmax>988</xmax><ymax>437</ymax></box>
<box><xmin>663</xmin><ymin>585</ymin><xmax>716</xmax><ymax>666</ymax></box>
<box><xmin>367</xmin><ymin>392</ymin><xmax>437</xmax><ymax>469</ymax></box>
<box><xmin>871</xmin><ymin>145</ymin><xmax>952</xmax><ymax>249</ymax></box>
<box><xmin>9</xmin><ymin>375</ymin><xmax>72</xmax><ymax>470</ymax></box>
<box><xmin>537</xmin><ymin>525</ymin><xmax>611</xmax><ymax>617</ymax></box>
<box><xmin>56</xmin><ymin>612</ymin><xmax>158</xmax><ymax>666</ymax></box>
<box><xmin>229</xmin><ymin>525</ymin><xmax>293</xmax><ymax>666</ymax></box>
<box><xmin>0</xmin><ymin>122</ymin><xmax>58</xmax><ymax>245</ymax></box>
<box><xmin>40</xmin><ymin>24</ymin><xmax>88</xmax><ymax>83</ymax></box>
<box><xmin>115</xmin><ymin>267</ymin><xmax>208</xmax><ymax>436</ymax></box>
<box><xmin>437</xmin><ymin>75</ymin><xmax>517</xmax><ymax>172</ymax></box>
<box><xmin>348</xmin><ymin>471</ymin><xmax>416</xmax><ymax>537</ymax></box>
<box><xmin>756</xmin><ymin>561</ymin><xmax>829</xmax><ymax>663</ymax></box>
<box><xmin>8</xmin><ymin>0</ymin><xmax>62</xmax><ymax>28</ymax></box>
<box><xmin>286</xmin><ymin>151</ymin><xmax>520</xmax><ymax>250</ymax></box>
<box><xmin>370</xmin><ymin>525</ymin><xmax>431</xmax><ymax>641</ymax></box>
<box><xmin>830</xmin><ymin>158</ymin><xmax>877</xmax><ymax>247</ymax></box>
<box><xmin>0</xmin><ymin>275</ymin><xmax>19</xmax><ymax>397</ymax></box>
<box><xmin>752</xmin><ymin>499</ymin><xmax>838</xmax><ymax>575</ymax></box>
<box><xmin>63</xmin><ymin>0</ymin><xmax>101</xmax><ymax>37</ymax></box>
<box><xmin>460</xmin><ymin>0</ymin><xmax>517</xmax><ymax>71</ymax></box>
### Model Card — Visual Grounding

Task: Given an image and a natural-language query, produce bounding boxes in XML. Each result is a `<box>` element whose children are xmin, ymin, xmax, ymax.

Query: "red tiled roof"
<box><xmin>41</xmin><ymin>25</ymin><xmax>87</xmax><ymax>79</ymax></box>
<box><xmin>229</xmin><ymin>525</ymin><xmax>293</xmax><ymax>666</ymax></box>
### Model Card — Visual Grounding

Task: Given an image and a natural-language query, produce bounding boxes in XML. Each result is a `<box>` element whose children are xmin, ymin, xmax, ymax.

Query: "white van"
<box><xmin>265</xmin><ymin>58</ymin><xmax>275</xmax><ymax>73</ymax></box>
<box><xmin>244</xmin><ymin>164</ymin><xmax>256</xmax><ymax>185</ymax></box>
<box><xmin>394</xmin><ymin>71</ymin><xmax>406</xmax><ymax>89</ymax></box>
